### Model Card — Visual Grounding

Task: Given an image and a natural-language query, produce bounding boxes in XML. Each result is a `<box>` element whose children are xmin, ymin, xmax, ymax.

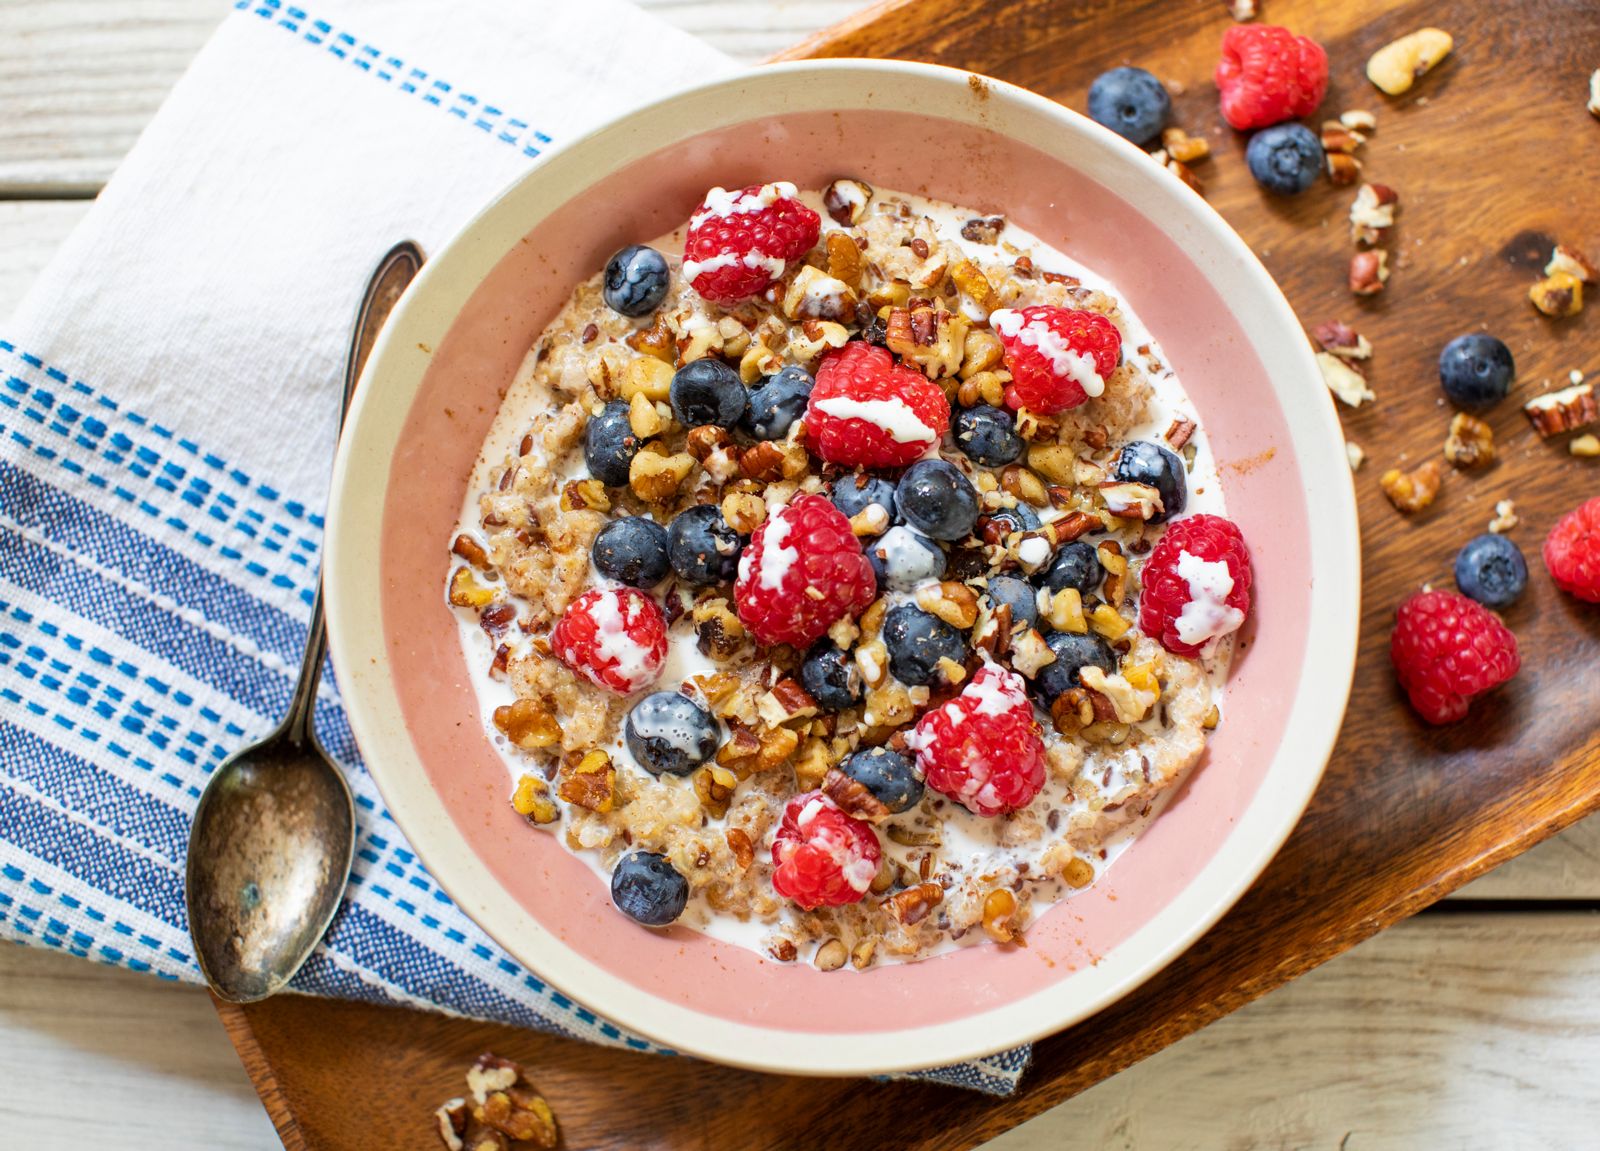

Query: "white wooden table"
<box><xmin>4</xmin><ymin>2</ymin><xmax>1598</xmax><ymax>1146</ymax></box>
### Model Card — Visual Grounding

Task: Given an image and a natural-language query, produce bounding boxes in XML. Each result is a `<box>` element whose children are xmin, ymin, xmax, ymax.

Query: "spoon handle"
<box><xmin>285</xmin><ymin>241</ymin><xmax>425</xmax><ymax>747</ymax></box>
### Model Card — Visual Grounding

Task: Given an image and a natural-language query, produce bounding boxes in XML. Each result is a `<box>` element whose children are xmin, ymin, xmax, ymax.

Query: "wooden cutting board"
<box><xmin>218</xmin><ymin>1</ymin><xmax>1600</xmax><ymax>1146</ymax></box>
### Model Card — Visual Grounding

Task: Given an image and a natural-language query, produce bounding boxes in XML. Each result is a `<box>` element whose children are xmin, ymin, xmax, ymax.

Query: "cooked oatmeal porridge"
<box><xmin>444</xmin><ymin>179</ymin><xmax>1253</xmax><ymax>968</ymax></box>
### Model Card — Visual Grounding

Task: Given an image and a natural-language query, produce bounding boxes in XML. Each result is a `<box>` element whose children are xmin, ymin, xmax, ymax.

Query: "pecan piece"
<box><xmin>1523</xmin><ymin>382</ymin><xmax>1597</xmax><ymax>437</ymax></box>
<box><xmin>882</xmin><ymin>882</ymin><xmax>944</xmax><ymax>925</ymax></box>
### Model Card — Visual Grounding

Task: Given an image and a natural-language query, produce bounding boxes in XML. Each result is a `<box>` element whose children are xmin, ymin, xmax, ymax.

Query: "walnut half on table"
<box><xmin>436</xmin><ymin>1053</ymin><xmax>558</xmax><ymax>1151</ymax></box>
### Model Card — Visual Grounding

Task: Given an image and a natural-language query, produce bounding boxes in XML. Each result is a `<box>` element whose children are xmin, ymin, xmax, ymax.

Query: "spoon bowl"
<box><xmin>184</xmin><ymin>241</ymin><xmax>421</xmax><ymax>1003</ymax></box>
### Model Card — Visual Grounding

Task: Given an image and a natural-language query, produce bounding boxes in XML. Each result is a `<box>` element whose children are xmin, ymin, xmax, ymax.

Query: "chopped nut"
<box><xmin>758</xmin><ymin>678</ymin><xmax>820</xmax><ymax>727</ymax></box>
<box><xmin>629</xmin><ymin>450</ymin><xmax>697</xmax><ymax>503</ymax></box>
<box><xmin>855</xmin><ymin>639</ymin><xmax>889</xmax><ymax>687</ymax></box>
<box><xmin>959</xmin><ymin>328</ymin><xmax>1006</xmax><ymax>379</ymax></box>
<box><xmin>620</xmin><ymin>355</ymin><xmax>674</xmax><ymax>402</ymax></box>
<box><xmin>1014</xmin><ymin>407</ymin><xmax>1062</xmax><ymax>443</ymax></box>
<box><xmin>1346</xmin><ymin>441</ymin><xmax>1366</xmax><ymax>471</ymax></box>
<box><xmin>825</xmin><ymin>232</ymin><xmax>863</xmax><ymax>287</ymax></box>
<box><xmin>1153</xmin><ymin>149</ymin><xmax>1203</xmax><ymax>191</ymax></box>
<box><xmin>960</xmin><ymin>216</ymin><xmax>1006</xmax><ymax>243</ymax></box>
<box><xmin>863</xmin><ymin>679</ymin><xmax>917</xmax><ymax>728</ymax></box>
<box><xmin>1380</xmin><ymin>458</ymin><xmax>1443</xmax><ymax>514</ymax></box>
<box><xmin>1444</xmin><ymin>412</ymin><xmax>1495</xmax><ymax>469</ymax></box>
<box><xmin>769</xmin><ymin>938</ymin><xmax>798</xmax><ymax>962</ymax></box>
<box><xmin>1225</xmin><ymin>0</ymin><xmax>1255</xmax><ymax>20</ymax></box>
<box><xmin>557</xmin><ymin>750</ymin><xmax>615</xmax><ymax>813</ymax></box>
<box><xmin>560</xmin><ymin>477</ymin><xmax>612</xmax><ymax>513</ymax></box>
<box><xmin>1326</xmin><ymin>152</ymin><xmax>1363</xmax><ymax>186</ymax></box>
<box><xmin>1025</xmin><ymin>443</ymin><xmax>1077</xmax><ymax>485</ymax></box>
<box><xmin>822</xmin><ymin>178</ymin><xmax>872</xmax><ymax>225</ymax></box>
<box><xmin>981</xmin><ymin>888</ymin><xmax>1022</xmax><ymax>944</ymax></box>
<box><xmin>692</xmin><ymin>763</ymin><xmax>738</xmax><ymax>819</ymax></box>
<box><xmin>448</xmin><ymin>566</ymin><xmax>498</xmax><ymax>609</ymax></box>
<box><xmin>737</xmin><ymin>337</ymin><xmax>785</xmax><ymax>383</ymax></box>
<box><xmin>882</xmin><ymin>882</ymin><xmax>944</xmax><ymax>925</ymax></box>
<box><xmin>782</xmin><ymin>265</ymin><xmax>858</xmax><ymax>323</ymax></box>
<box><xmin>886</xmin><ymin>302</ymin><xmax>970</xmax><ymax>378</ymax></box>
<box><xmin>1590</xmin><ymin>70</ymin><xmax>1600</xmax><ymax>119</ymax></box>
<box><xmin>1098</xmin><ymin>541</ymin><xmax>1130</xmax><ymax>608</ymax></box>
<box><xmin>510</xmin><ymin>775</ymin><xmax>559</xmax><ymax>825</ymax></box>
<box><xmin>626</xmin><ymin>313</ymin><xmax>675</xmax><ymax>363</ymax></box>
<box><xmin>1079</xmin><ymin>664</ymin><xmax>1159</xmax><ymax>724</ymax></box>
<box><xmin>1530</xmin><ymin>272</ymin><xmax>1584</xmax><ymax>318</ymax></box>
<box><xmin>451</xmin><ymin>534</ymin><xmax>492</xmax><ymax>570</ymax></box>
<box><xmin>1317</xmin><ymin>352</ymin><xmax>1376</xmax><ymax>407</ymax></box>
<box><xmin>494</xmin><ymin>699</ymin><xmax>560</xmax><ymax>750</ymax></box>
<box><xmin>1349</xmin><ymin>183</ymin><xmax>1398</xmax><ymax>246</ymax></box>
<box><xmin>848</xmin><ymin>504</ymin><xmax>890</xmax><ymax>537</ymax></box>
<box><xmin>436</xmin><ymin>1098</ymin><xmax>469</xmax><ymax>1151</ymax></box>
<box><xmin>1340</xmin><ymin>109</ymin><xmax>1378</xmax><ymax>132</ymax></box>
<box><xmin>1099</xmin><ymin>480</ymin><xmax>1163</xmax><ymax>520</ymax></box>
<box><xmin>822</xmin><ymin>767</ymin><xmax>892</xmax><ymax>823</ymax></box>
<box><xmin>1570</xmin><ymin>434</ymin><xmax>1600</xmax><ymax>458</ymax></box>
<box><xmin>691</xmin><ymin>598</ymin><xmax>748</xmax><ymax>661</ymax></box>
<box><xmin>814</xmin><ymin>938</ymin><xmax>849</xmax><ymax>972</ymax></box>
<box><xmin>1010</xmin><ymin>627</ymin><xmax>1058</xmax><ymax>679</ymax></box>
<box><xmin>1320</xmin><ymin>124</ymin><xmax>1363</xmax><ymax>155</ymax></box>
<box><xmin>791</xmin><ymin>735</ymin><xmax>837</xmax><ymax>790</ymax></box>
<box><xmin>914</xmin><ymin>581</ymin><xmax>980</xmax><ymax>630</ymax></box>
<box><xmin>1312</xmin><ymin>320</ymin><xmax>1373</xmax><ymax>360</ymax></box>
<box><xmin>1523</xmin><ymin>382</ymin><xmax>1597</xmax><ymax>437</ymax></box>
<box><xmin>1089</xmin><ymin>604</ymin><xmax>1131</xmax><ymax>642</ymax></box>
<box><xmin>717</xmin><ymin>721</ymin><xmax>799</xmax><ymax>778</ymax></box>
<box><xmin>1349</xmin><ymin>249</ymin><xmax>1390</xmax><ymax>296</ymax></box>
<box><xmin>684</xmin><ymin>424</ymin><xmax>731</xmax><ymax>462</ymax></box>
<box><xmin>726</xmin><ymin>827</ymin><xmax>755</xmax><ymax>871</ymax></box>
<box><xmin>1546</xmin><ymin>245</ymin><xmax>1597</xmax><ymax>284</ymax></box>
<box><xmin>1488</xmin><ymin>499</ymin><xmax>1519</xmax><ymax>534</ymax></box>
<box><xmin>851</xmin><ymin>938</ymin><xmax>878</xmax><ymax>969</ymax></box>
<box><xmin>1161</xmin><ymin>126</ymin><xmax>1211</xmax><ymax>164</ymax></box>
<box><xmin>949</xmin><ymin>259</ymin><xmax>1001</xmax><ymax>316</ymax></box>
<box><xmin>1366</xmin><ymin>28</ymin><xmax>1453</xmax><ymax>95</ymax></box>
<box><xmin>721</xmin><ymin>491</ymin><xmax>766</xmax><ymax>534</ymax></box>
<box><xmin>1042</xmin><ymin>587</ymin><xmax>1087</xmax><ymax>634</ymax></box>
<box><xmin>1000</xmin><ymin>463</ymin><xmax>1050</xmax><ymax>507</ymax></box>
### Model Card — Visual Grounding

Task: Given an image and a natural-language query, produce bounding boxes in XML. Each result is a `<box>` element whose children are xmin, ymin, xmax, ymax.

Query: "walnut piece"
<box><xmin>1488</xmin><ymin>499</ymin><xmax>1519</xmax><ymax>534</ymax></box>
<box><xmin>1530</xmin><ymin>272</ymin><xmax>1584</xmax><ymax>318</ymax></box>
<box><xmin>885</xmin><ymin>302</ymin><xmax>970</xmax><ymax>378</ymax></box>
<box><xmin>1380</xmin><ymin>459</ymin><xmax>1443</xmax><ymax>514</ymax></box>
<box><xmin>557</xmin><ymin>750</ymin><xmax>615</xmax><ymax>813</ymax></box>
<box><xmin>1443</xmin><ymin>412</ymin><xmax>1495</xmax><ymax>469</ymax></box>
<box><xmin>1316</xmin><ymin>352</ymin><xmax>1375</xmax><ymax>407</ymax></box>
<box><xmin>440</xmin><ymin>1054</ymin><xmax>556</xmax><ymax>1151</ymax></box>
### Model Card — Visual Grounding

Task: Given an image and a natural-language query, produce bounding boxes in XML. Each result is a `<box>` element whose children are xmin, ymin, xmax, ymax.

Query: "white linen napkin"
<box><xmin>0</xmin><ymin>0</ymin><xmax>1030</xmax><ymax>1094</ymax></box>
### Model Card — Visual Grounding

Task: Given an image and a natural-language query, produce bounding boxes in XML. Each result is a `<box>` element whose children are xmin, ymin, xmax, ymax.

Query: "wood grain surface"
<box><xmin>213</xmin><ymin>1</ymin><xmax>1600</xmax><ymax>1148</ymax></box>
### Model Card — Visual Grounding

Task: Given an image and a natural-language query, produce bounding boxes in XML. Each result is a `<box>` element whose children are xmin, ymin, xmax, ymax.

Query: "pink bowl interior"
<box><xmin>379</xmin><ymin>109</ymin><xmax>1308</xmax><ymax>1034</ymax></box>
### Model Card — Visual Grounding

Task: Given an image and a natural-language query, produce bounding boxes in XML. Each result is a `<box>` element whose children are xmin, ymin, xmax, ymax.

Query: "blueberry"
<box><xmin>829</xmin><ymin>472</ymin><xmax>899</xmax><ymax>531</ymax></box>
<box><xmin>670</xmin><ymin>358</ymin><xmax>747</xmax><ymax>428</ymax></box>
<box><xmin>1245</xmin><ymin>123</ymin><xmax>1324</xmax><ymax>196</ymax></box>
<box><xmin>882</xmin><ymin>604</ymin><xmax>968</xmax><ymax>686</ymax></box>
<box><xmin>1030</xmin><ymin>631</ymin><xmax>1118</xmax><ymax>703</ymax></box>
<box><xmin>1038</xmin><ymin>540</ymin><xmax>1105</xmax><ymax>597</ymax></box>
<box><xmin>602</xmin><ymin>245</ymin><xmax>670</xmax><ymax>318</ymax></box>
<box><xmin>867</xmin><ymin>525</ymin><xmax>946</xmax><ymax>590</ymax></box>
<box><xmin>982</xmin><ymin>574</ymin><xmax>1039</xmax><ymax>630</ymax></box>
<box><xmin>743</xmin><ymin>365</ymin><xmax>813</xmax><ymax>440</ymax></box>
<box><xmin>1455</xmin><ymin>533</ymin><xmax>1528</xmax><ymax>609</ymax></box>
<box><xmin>953</xmin><ymin>404</ymin><xmax>1024</xmax><ymax>466</ymax></box>
<box><xmin>610</xmin><ymin>850</ymin><xmax>689</xmax><ymax>927</ymax></box>
<box><xmin>896</xmin><ymin>459</ymin><xmax>980</xmax><ymax>541</ymax></box>
<box><xmin>584</xmin><ymin>400</ymin><xmax>642</xmax><ymax>486</ymax></box>
<box><xmin>625</xmin><ymin>692</ymin><xmax>721</xmax><ymax>776</ymax></box>
<box><xmin>838</xmin><ymin>747</ymin><xmax>924</xmax><ymax>814</ymax></box>
<box><xmin>1439</xmin><ymin>334</ymin><xmax>1515</xmax><ymax>409</ymax></box>
<box><xmin>1086</xmin><ymin>66</ymin><xmax>1171</xmax><ymax>147</ymax></box>
<box><xmin>800</xmin><ymin>643</ymin><xmax>863</xmax><ymax>711</ymax></box>
<box><xmin>592</xmin><ymin>516</ymin><xmax>670</xmax><ymax>588</ymax></box>
<box><xmin>1111</xmin><ymin>440</ymin><xmax>1187</xmax><ymax>524</ymax></box>
<box><xmin>666</xmin><ymin>504</ymin><xmax>742</xmax><ymax>585</ymax></box>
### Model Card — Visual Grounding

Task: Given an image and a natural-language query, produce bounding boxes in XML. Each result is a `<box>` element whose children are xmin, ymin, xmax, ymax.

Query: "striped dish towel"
<box><xmin>0</xmin><ymin>0</ymin><xmax>1031</xmax><ymax>1095</ymax></box>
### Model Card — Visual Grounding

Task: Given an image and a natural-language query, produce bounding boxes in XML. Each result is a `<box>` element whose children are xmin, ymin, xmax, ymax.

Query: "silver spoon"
<box><xmin>186</xmin><ymin>241</ymin><xmax>423</xmax><ymax>1002</ymax></box>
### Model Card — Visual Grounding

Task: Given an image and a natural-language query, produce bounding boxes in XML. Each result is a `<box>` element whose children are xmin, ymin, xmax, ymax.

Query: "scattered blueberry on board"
<box><xmin>1038</xmin><ymin>540</ymin><xmax>1105</xmax><ymax>597</ymax></box>
<box><xmin>602</xmin><ymin>245</ymin><xmax>670</xmax><ymax>318</ymax></box>
<box><xmin>984</xmin><ymin>573</ymin><xmax>1040</xmax><ymax>630</ymax></box>
<box><xmin>610</xmin><ymin>850</ymin><xmax>689</xmax><ymax>927</ymax></box>
<box><xmin>592</xmin><ymin>516</ymin><xmax>670</xmax><ymax>588</ymax></box>
<box><xmin>882</xmin><ymin>604</ymin><xmax>969</xmax><ymax>686</ymax></box>
<box><xmin>743</xmin><ymin>365</ymin><xmax>814</xmax><ymax>440</ymax></box>
<box><xmin>953</xmin><ymin>404</ymin><xmax>1024</xmax><ymax>466</ymax></box>
<box><xmin>1087</xmin><ymin>66</ymin><xmax>1172</xmax><ymax>146</ymax></box>
<box><xmin>828</xmin><ymin>472</ymin><xmax>899</xmax><ymax>528</ymax></box>
<box><xmin>625</xmin><ymin>692</ymin><xmax>721</xmax><ymax>776</ymax></box>
<box><xmin>895</xmin><ymin>459</ymin><xmax>980</xmax><ymax>541</ymax></box>
<box><xmin>867</xmin><ymin>524</ymin><xmax>947</xmax><ymax>590</ymax></box>
<box><xmin>583</xmin><ymin>400</ymin><xmax>642</xmax><ymax>487</ymax></box>
<box><xmin>1111</xmin><ymin>440</ymin><xmax>1188</xmax><ymax>523</ymax></box>
<box><xmin>666</xmin><ymin>504</ymin><xmax>742</xmax><ymax>585</ymax></box>
<box><xmin>1245</xmin><ymin>123</ymin><xmax>1325</xmax><ymax>195</ymax></box>
<box><xmin>1438</xmin><ymin>334</ymin><xmax>1515</xmax><ymax>409</ymax></box>
<box><xmin>1455</xmin><ymin>533</ymin><xmax>1528</xmax><ymax>609</ymax></box>
<box><xmin>801</xmin><ymin>643</ymin><xmax>864</xmax><ymax>711</ymax></box>
<box><xmin>1030</xmin><ymin>632</ymin><xmax>1119</xmax><ymax>703</ymax></box>
<box><xmin>838</xmin><ymin>747</ymin><xmax>924</xmax><ymax>814</ymax></box>
<box><xmin>670</xmin><ymin>358</ymin><xmax>748</xmax><ymax>428</ymax></box>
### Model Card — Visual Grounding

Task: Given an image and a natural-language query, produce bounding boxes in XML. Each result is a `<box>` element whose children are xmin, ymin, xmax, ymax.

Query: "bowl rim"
<box><xmin>325</xmin><ymin>56</ymin><xmax>1361</xmax><ymax>1076</ymax></box>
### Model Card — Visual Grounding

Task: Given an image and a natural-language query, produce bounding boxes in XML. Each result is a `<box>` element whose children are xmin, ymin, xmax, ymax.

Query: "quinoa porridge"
<box><xmin>444</xmin><ymin>179</ymin><xmax>1253</xmax><ymax>969</ymax></box>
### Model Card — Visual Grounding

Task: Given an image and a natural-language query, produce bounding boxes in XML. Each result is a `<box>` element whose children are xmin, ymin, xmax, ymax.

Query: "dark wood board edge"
<box><xmin>216</xmin><ymin>996</ymin><xmax>311</xmax><ymax>1151</ymax></box>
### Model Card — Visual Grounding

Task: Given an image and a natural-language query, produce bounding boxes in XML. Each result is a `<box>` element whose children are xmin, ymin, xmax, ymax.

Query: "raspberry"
<box><xmin>682</xmin><ymin>181</ymin><xmax>820</xmax><ymax>304</ymax></box>
<box><xmin>908</xmin><ymin>664</ymin><xmax>1046</xmax><ymax>816</ymax></box>
<box><xmin>770</xmin><ymin>792</ymin><xmax>882</xmax><ymax>910</ymax></box>
<box><xmin>1390</xmin><ymin>589</ymin><xmax>1520</xmax><ymax>725</ymax></box>
<box><xmin>1138</xmin><ymin>515</ymin><xmax>1253</xmax><ymax>658</ymax></box>
<box><xmin>1544</xmin><ymin>497</ymin><xmax>1600</xmax><ymax>603</ymax></box>
<box><xmin>1214</xmin><ymin>24</ymin><xmax>1329</xmax><ymax>131</ymax></box>
<box><xmin>733</xmin><ymin>494</ymin><xmax>876</xmax><ymax>648</ymax></box>
<box><xmin>549</xmin><ymin>586</ymin><xmax>667</xmax><ymax>695</ymax></box>
<box><xmin>991</xmin><ymin>306</ymin><xmax>1122</xmax><ymax>414</ymax></box>
<box><xmin>805</xmin><ymin>341</ymin><xmax>950</xmax><ymax>468</ymax></box>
